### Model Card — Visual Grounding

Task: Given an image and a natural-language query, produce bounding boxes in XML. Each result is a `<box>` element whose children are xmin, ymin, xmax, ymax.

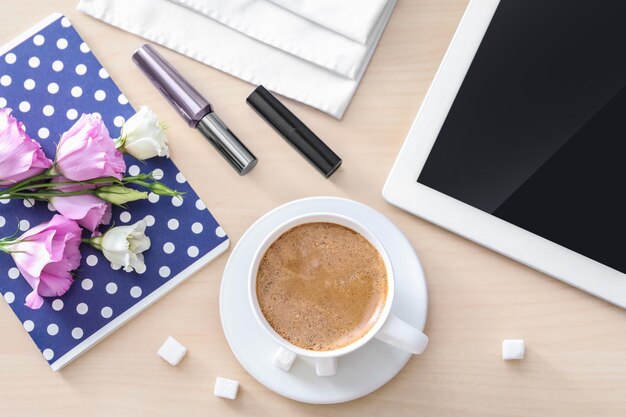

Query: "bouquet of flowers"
<box><xmin>0</xmin><ymin>106</ymin><xmax>182</xmax><ymax>309</ymax></box>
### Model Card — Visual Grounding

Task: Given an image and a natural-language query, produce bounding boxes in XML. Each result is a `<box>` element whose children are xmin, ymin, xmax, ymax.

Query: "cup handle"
<box><xmin>374</xmin><ymin>314</ymin><xmax>428</xmax><ymax>354</ymax></box>
<box><xmin>315</xmin><ymin>357</ymin><xmax>337</xmax><ymax>376</ymax></box>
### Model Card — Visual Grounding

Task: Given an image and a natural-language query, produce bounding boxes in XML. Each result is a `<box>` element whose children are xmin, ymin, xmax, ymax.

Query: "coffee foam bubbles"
<box><xmin>256</xmin><ymin>222</ymin><xmax>387</xmax><ymax>351</ymax></box>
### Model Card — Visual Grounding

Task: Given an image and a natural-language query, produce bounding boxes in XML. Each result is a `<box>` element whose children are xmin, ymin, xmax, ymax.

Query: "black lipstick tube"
<box><xmin>246</xmin><ymin>86</ymin><xmax>341</xmax><ymax>178</ymax></box>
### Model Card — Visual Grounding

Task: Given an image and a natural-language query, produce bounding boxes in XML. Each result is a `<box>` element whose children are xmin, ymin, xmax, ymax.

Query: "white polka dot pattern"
<box><xmin>187</xmin><ymin>246</ymin><xmax>199</xmax><ymax>258</ymax></box>
<box><xmin>76</xmin><ymin>303</ymin><xmax>88</xmax><ymax>315</ymax></box>
<box><xmin>163</xmin><ymin>242</ymin><xmax>175</xmax><ymax>254</ymax></box>
<box><xmin>52</xmin><ymin>299</ymin><xmax>64</xmax><ymax>311</ymax></box>
<box><xmin>0</xmin><ymin>15</ymin><xmax>228</xmax><ymax>367</ymax></box>
<box><xmin>23</xmin><ymin>320</ymin><xmax>35</xmax><ymax>332</ymax></box>
<box><xmin>167</xmin><ymin>219</ymin><xmax>179</xmax><ymax>230</ymax></box>
<box><xmin>128</xmin><ymin>165</ymin><xmax>140</xmax><ymax>176</ymax></box>
<box><xmin>43</xmin><ymin>349</ymin><xmax>54</xmax><ymax>360</ymax></box>
<box><xmin>33</xmin><ymin>34</ymin><xmax>45</xmax><ymax>46</ymax></box>
<box><xmin>159</xmin><ymin>266</ymin><xmax>171</xmax><ymax>278</ymax></box>
<box><xmin>75</xmin><ymin>64</ymin><xmax>87</xmax><ymax>75</ymax></box>
<box><xmin>148</xmin><ymin>193</ymin><xmax>159</xmax><ymax>203</ymax></box>
<box><xmin>86</xmin><ymin>255</ymin><xmax>98</xmax><ymax>266</ymax></box>
<box><xmin>101</xmin><ymin>307</ymin><xmax>113</xmax><ymax>319</ymax></box>
<box><xmin>152</xmin><ymin>168</ymin><xmax>164</xmax><ymax>180</ymax></box>
<box><xmin>43</xmin><ymin>104</ymin><xmax>55</xmax><ymax>116</ymax></box>
<box><xmin>119</xmin><ymin>211</ymin><xmax>131</xmax><ymax>223</ymax></box>
<box><xmin>28</xmin><ymin>57</ymin><xmax>40</xmax><ymax>68</ymax></box>
<box><xmin>66</xmin><ymin>108</ymin><xmax>78</xmax><ymax>120</ymax></box>
<box><xmin>195</xmin><ymin>199</ymin><xmax>207</xmax><ymax>210</ymax></box>
<box><xmin>71</xmin><ymin>328</ymin><xmax>83</xmax><ymax>339</ymax></box>
<box><xmin>105</xmin><ymin>283</ymin><xmax>118</xmax><ymax>295</ymax></box>
<box><xmin>47</xmin><ymin>323</ymin><xmax>59</xmax><ymax>336</ymax></box>
<box><xmin>19</xmin><ymin>219</ymin><xmax>30</xmax><ymax>231</ymax></box>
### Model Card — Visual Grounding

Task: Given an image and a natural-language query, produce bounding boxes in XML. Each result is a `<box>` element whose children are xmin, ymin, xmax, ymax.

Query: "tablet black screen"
<box><xmin>417</xmin><ymin>0</ymin><xmax>626</xmax><ymax>274</ymax></box>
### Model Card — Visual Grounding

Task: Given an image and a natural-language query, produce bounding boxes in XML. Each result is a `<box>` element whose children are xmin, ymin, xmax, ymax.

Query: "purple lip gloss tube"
<box><xmin>133</xmin><ymin>44</ymin><xmax>257</xmax><ymax>175</ymax></box>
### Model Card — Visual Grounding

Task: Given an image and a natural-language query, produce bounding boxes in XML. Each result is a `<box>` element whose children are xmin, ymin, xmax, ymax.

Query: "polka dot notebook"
<box><xmin>0</xmin><ymin>13</ymin><xmax>229</xmax><ymax>370</ymax></box>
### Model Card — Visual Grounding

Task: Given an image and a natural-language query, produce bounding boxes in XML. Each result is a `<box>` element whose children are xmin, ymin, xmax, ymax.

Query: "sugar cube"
<box><xmin>157</xmin><ymin>336</ymin><xmax>187</xmax><ymax>366</ymax></box>
<box><xmin>273</xmin><ymin>347</ymin><xmax>297</xmax><ymax>371</ymax></box>
<box><xmin>502</xmin><ymin>339</ymin><xmax>525</xmax><ymax>360</ymax></box>
<box><xmin>214</xmin><ymin>377</ymin><xmax>239</xmax><ymax>400</ymax></box>
<box><xmin>315</xmin><ymin>357</ymin><xmax>337</xmax><ymax>376</ymax></box>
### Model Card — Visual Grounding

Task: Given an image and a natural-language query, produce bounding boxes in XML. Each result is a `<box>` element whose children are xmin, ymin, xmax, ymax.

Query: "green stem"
<box><xmin>127</xmin><ymin>180</ymin><xmax>151</xmax><ymax>187</ymax></box>
<box><xmin>2</xmin><ymin>169</ymin><xmax>56</xmax><ymax>194</ymax></box>
<box><xmin>11</xmin><ymin>181</ymin><xmax>83</xmax><ymax>190</ymax></box>
<box><xmin>9</xmin><ymin>189</ymin><xmax>97</xmax><ymax>199</ymax></box>
<box><xmin>82</xmin><ymin>237</ymin><xmax>103</xmax><ymax>251</ymax></box>
<box><xmin>122</xmin><ymin>174</ymin><xmax>152</xmax><ymax>183</ymax></box>
<box><xmin>0</xmin><ymin>237</ymin><xmax>20</xmax><ymax>253</ymax></box>
<box><xmin>115</xmin><ymin>135</ymin><xmax>126</xmax><ymax>151</ymax></box>
<box><xmin>8</xmin><ymin>177</ymin><xmax>121</xmax><ymax>192</ymax></box>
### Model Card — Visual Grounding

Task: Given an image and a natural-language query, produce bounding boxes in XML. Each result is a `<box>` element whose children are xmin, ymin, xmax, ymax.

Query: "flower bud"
<box><xmin>119</xmin><ymin>106</ymin><xmax>169</xmax><ymax>160</ymax></box>
<box><xmin>149</xmin><ymin>181</ymin><xmax>182</xmax><ymax>197</ymax></box>
<box><xmin>94</xmin><ymin>185</ymin><xmax>147</xmax><ymax>205</ymax></box>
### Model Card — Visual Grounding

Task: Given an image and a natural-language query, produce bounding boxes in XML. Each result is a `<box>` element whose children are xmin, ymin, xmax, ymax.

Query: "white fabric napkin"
<box><xmin>77</xmin><ymin>0</ymin><xmax>396</xmax><ymax>119</ymax></box>
<box><xmin>169</xmin><ymin>0</ymin><xmax>391</xmax><ymax>80</ymax></box>
<box><xmin>268</xmin><ymin>0</ymin><xmax>390</xmax><ymax>44</ymax></box>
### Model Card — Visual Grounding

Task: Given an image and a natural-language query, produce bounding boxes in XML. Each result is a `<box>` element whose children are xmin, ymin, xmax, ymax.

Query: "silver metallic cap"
<box><xmin>197</xmin><ymin>113</ymin><xmax>258</xmax><ymax>175</ymax></box>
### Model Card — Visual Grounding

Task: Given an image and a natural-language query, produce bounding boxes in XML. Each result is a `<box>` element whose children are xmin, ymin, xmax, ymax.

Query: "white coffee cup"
<box><xmin>248</xmin><ymin>212</ymin><xmax>429</xmax><ymax>376</ymax></box>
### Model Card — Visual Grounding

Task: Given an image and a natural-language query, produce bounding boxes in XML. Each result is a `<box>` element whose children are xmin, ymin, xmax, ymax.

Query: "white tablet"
<box><xmin>384</xmin><ymin>0</ymin><xmax>626</xmax><ymax>308</ymax></box>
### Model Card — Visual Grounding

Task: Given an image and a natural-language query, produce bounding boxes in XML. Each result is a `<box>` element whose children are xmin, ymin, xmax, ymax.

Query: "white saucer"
<box><xmin>219</xmin><ymin>197</ymin><xmax>428</xmax><ymax>404</ymax></box>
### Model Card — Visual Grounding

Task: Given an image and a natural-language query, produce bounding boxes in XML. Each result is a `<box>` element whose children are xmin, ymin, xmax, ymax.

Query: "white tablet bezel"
<box><xmin>383</xmin><ymin>0</ymin><xmax>626</xmax><ymax>309</ymax></box>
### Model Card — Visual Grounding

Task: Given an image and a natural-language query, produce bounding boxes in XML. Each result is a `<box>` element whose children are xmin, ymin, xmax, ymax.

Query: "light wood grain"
<box><xmin>2</xmin><ymin>1</ymin><xmax>626</xmax><ymax>416</ymax></box>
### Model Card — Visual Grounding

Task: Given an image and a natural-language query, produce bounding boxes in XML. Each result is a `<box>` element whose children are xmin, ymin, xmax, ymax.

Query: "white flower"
<box><xmin>119</xmin><ymin>106</ymin><xmax>169</xmax><ymax>160</ymax></box>
<box><xmin>94</xmin><ymin>220</ymin><xmax>151</xmax><ymax>272</ymax></box>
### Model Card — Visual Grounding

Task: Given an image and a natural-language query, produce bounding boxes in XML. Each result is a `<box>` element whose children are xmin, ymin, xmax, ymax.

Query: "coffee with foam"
<box><xmin>256</xmin><ymin>222</ymin><xmax>388</xmax><ymax>351</ymax></box>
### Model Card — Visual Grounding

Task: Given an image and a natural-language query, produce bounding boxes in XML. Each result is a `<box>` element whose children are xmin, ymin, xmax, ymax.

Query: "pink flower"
<box><xmin>8</xmin><ymin>215</ymin><xmax>82</xmax><ymax>309</ymax></box>
<box><xmin>0</xmin><ymin>108</ymin><xmax>52</xmax><ymax>186</ymax></box>
<box><xmin>54</xmin><ymin>113</ymin><xmax>126</xmax><ymax>181</ymax></box>
<box><xmin>48</xmin><ymin>177</ymin><xmax>112</xmax><ymax>235</ymax></box>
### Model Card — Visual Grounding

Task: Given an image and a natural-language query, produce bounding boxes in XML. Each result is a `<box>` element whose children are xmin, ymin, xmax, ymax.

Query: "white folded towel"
<box><xmin>169</xmin><ymin>0</ymin><xmax>387</xmax><ymax>80</ymax></box>
<box><xmin>77</xmin><ymin>0</ymin><xmax>395</xmax><ymax>119</ymax></box>
<box><xmin>268</xmin><ymin>0</ymin><xmax>390</xmax><ymax>44</ymax></box>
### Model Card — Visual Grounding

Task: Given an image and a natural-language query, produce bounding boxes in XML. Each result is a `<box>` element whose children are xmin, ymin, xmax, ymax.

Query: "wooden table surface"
<box><xmin>2</xmin><ymin>1</ymin><xmax>626</xmax><ymax>416</ymax></box>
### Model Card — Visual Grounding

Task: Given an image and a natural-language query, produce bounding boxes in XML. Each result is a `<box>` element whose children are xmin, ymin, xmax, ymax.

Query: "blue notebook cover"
<box><xmin>0</xmin><ymin>14</ymin><xmax>229</xmax><ymax>370</ymax></box>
